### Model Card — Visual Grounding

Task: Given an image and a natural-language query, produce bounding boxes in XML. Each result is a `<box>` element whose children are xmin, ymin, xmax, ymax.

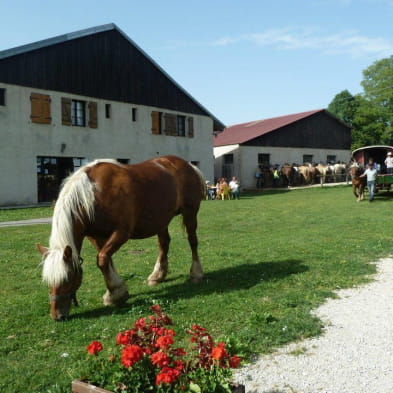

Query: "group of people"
<box><xmin>255</xmin><ymin>165</ymin><xmax>281</xmax><ymax>188</ymax></box>
<box><xmin>359</xmin><ymin>151</ymin><xmax>393</xmax><ymax>202</ymax></box>
<box><xmin>206</xmin><ymin>176</ymin><xmax>240</xmax><ymax>200</ymax></box>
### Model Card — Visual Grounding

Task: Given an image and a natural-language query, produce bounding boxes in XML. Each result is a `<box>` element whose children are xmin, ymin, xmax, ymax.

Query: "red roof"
<box><xmin>213</xmin><ymin>109</ymin><xmax>324</xmax><ymax>147</ymax></box>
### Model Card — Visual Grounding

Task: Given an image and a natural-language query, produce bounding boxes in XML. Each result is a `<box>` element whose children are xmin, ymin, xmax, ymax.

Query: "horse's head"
<box><xmin>350</xmin><ymin>163</ymin><xmax>362</xmax><ymax>177</ymax></box>
<box><xmin>37</xmin><ymin>244</ymin><xmax>83</xmax><ymax>321</ymax></box>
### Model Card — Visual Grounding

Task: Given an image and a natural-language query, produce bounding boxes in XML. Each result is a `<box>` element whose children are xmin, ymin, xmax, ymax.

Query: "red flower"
<box><xmin>121</xmin><ymin>345</ymin><xmax>144</xmax><ymax>368</ymax></box>
<box><xmin>229</xmin><ymin>355</ymin><xmax>241</xmax><ymax>368</ymax></box>
<box><xmin>152</xmin><ymin>327</ymin><xmax>166</xmax><ymax>336</ymax></box>
<box><xmin>155</xmin><ymin>367</ymin><xmax>181</xmax><ymax>385</ymax></box>
<box><xmin>212</xmin><ymin>342</ymin><xmax>228</xmax><ymax>360</ymax></box>
<box><xmin>155</xmin><ymin>335</ymin><xmax>174</xmax><ymax>349</ymax></box>
<box><xmin>165</xmin><ymin>329</ymin><xmax>176</xmax><ymax>336</ymax></box>
<box><xmin>87</xmin><ymin>341</ymin><xmax>103</xmax><ymax>355</ymax></box>
<box><xmin>172</xmin><ymin>347</ymin><xmax>186</xmax><ymax>357</ymax></box>
<box><xmin>134</xmin><ymin>317</ymin><xmax>146</xmax><ymax>330</ymax></box>
<box><xmin>150</xmin><ymin>304</ymin><xmax>162</xmax><ymax>313</ymax></box>
<box><xmin>116</xmin><ymin>333</ymin><xmax>130</xmax><ymax>346</ymax></box>
<box><xmin>173</xmin><ymin>360</ymin><xmax>185</xmax><ymax>371</ymax></box>
<box><xmin>151</xmin><ymin>351</ymin><xmax>170</xmax><ymax>367</ymax></box>
<box><xmin>191</xmin><ymin>324</ymin><xmax>206</xmax><ymax>332</ymax></box>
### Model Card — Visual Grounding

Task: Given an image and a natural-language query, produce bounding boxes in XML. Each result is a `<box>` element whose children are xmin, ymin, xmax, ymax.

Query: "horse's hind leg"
<box><xmin>183</xmin><ymin>209</ymin><xmax>204</xmax><ymax>283</ymax></box>
<box><xmin>88</xmin><ymin>233</ymin><xmax>129</xmax><ymax>306</ymax></box>
<box><xmin>147</xmin><ymin>228</ymin><xmax>170</xmax><ymax>286</ymax></box>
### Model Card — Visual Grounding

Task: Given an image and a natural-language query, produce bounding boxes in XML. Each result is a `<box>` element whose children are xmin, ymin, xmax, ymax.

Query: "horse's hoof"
<box><xmin>103</xmin><ymin>288</ymin><xmax>129</xmax><ymax>305</ymax></box>
<box><xmin>147</xmin><ymin>279</ymin><xmax>160</xmax><ymax>286</ymax></box>
<box><xmin>190</xmin><ymin>276</ymin><xmax>203</xmax><ymax>284</ymax></box>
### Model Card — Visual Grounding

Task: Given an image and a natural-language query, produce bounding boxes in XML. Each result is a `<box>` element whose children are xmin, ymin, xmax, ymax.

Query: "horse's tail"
<box><xmin>189</xmin><ymin>163</ymin><xmax>207</xmax><ymax>200</ymax></box>
<box><xmin>49</xmin><ymin>164</ymin><xmax>95</xmax><ymax>266</ymax></box>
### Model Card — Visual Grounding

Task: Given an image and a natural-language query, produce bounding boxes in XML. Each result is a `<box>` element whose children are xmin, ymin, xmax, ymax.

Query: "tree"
<box><xmin>327</xmin><ymin>90</ymin><xmax>360</xmax><ymax>128</ymax></box>
<box><xmin>362</xmin><ymin>56</ymin><xmax>393</xmax><ymax>110</ymax></box>
<box><xmin>328</xmin><ymin>56</ymin><xmax>393</xmax><ymax>150</ymax></box>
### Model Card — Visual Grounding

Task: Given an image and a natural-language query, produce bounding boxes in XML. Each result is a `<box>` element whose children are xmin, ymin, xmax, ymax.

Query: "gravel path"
<box><xmin>234</xmin><ymin>257</ymin><xmax>393</xmax><ymax>393</ymax></box>
<box><xmin>0</xmin><ymin>217</ymin><xmax>51</xmax><ymax>227</ymax></box>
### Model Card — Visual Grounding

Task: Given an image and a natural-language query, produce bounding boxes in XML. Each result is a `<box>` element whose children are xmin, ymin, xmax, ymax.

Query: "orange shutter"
<box><xmin>151</xmin><ymin>111</ymin><xmax>160</xmax><ymax>134</ymax></box>
<box><xmin>88</xmin><ymin>101</ymin><xmax>98</xmax><ymax>128</ymax></box>
<box><xmin>164</xmin><ymin>113</ymin><xmax>177</xmax><ymax>136</ymax></box>
<box><xmin>61</xmin><ymin>98</ymin><xmax>72</xmax><ymax>126</ymax></box>
<box><xmin>187</xmin><ymin>117</ymin><xmax>194</xmax><ymax>138</ymax></box>
<box><xmin>30</xmin><ymin>93</ymin><xmax>51</xmax><ymax>124</ymax></box>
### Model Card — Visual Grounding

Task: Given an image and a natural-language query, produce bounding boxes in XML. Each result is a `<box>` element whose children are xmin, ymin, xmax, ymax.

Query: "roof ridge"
<box><xmin>0</xmin><ymin>23</ymin><xmax>117</xmax><ymax>60</ymax></box>
<box><xmin>214</xmin><ymin>109</ymin><xmax>326</xmax><ymax>147</ymax></box>
<box><xmin>227</xmin><ymin>109</ymin><xmax>323</xmax><ymax>129</ymax></box>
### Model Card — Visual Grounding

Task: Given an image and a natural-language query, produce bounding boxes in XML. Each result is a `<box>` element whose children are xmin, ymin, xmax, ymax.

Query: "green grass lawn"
<box><xmin>1</xmin><ymin>186</ymin><xmax>392</xmax><ymax>393</ymax></box>
<box><xmin>0</xmin><ymin>206</ymin><xmax>52</xmax><ymax>222</ymax></box>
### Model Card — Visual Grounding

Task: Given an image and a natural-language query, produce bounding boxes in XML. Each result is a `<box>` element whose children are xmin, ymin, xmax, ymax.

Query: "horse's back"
<box><xmin>84</xmin><ymin>156</ymin><xmax>204</xmax><ymax>238</ymax></box>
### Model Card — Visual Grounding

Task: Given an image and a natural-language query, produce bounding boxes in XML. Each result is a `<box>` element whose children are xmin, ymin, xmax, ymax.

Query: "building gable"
<box><xmin>243</xmin><ymin>111</ymin><xmax>351</xmax><ymax>149</ymax></box>
<box><xmin>214</xmin><ymin>109</ymin><xmax>350</xmax><ymax>149</ymax></box>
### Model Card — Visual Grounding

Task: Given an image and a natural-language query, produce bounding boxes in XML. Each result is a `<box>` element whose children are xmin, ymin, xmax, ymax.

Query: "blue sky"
<box><xmin>1</xmin><ymin>0</ymin><xmax>393</xmax><ymax>126</ymax></box>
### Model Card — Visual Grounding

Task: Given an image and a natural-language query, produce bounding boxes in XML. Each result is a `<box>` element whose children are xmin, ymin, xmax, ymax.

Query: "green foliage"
<box><xmin>328</xmin><ymin>56</ymin><xmax>393</xmax><ymax>149</ymax></box>
<box><xmin>327</xmin><ymin>89</ymin><xmax>360</xmax><ymax>127</ymax></box>
<box><xmin>1</xmin><ymin>188</ymin><xmax>393</xmax><ymax>392</ymax></box>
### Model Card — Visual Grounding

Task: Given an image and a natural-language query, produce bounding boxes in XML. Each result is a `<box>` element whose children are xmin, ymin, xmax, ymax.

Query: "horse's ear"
<box><xmin>36</xmin><ymin>243</ymin><xmax>48</xmax><ymax>255</ymax></box>
<box><xmin>63</xmin><ymin>246</ymin><xmax>73</xmax><ymax>264</ymax></box>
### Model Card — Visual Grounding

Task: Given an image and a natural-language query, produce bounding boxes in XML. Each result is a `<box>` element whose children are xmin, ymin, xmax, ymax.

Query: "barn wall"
<box><xmin>0</xmin><ymin>83</ymin><xmax>214</xmax><ymax>206</ymax></box>
<box><xmin>244</xmin><ymin>112</ymin><xmax>351</xmax><ymax>150</ymax></box>
<box><xmin>213</xmin><ymin>145</ymin><xmax>351</xmax><ymax>189</ymax></box>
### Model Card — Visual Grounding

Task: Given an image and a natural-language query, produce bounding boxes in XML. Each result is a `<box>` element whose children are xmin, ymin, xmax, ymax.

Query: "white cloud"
<box><xmin>211</xmin><ymin>27</ymin><xmax>393</xmax><ymax>58</ymax></box>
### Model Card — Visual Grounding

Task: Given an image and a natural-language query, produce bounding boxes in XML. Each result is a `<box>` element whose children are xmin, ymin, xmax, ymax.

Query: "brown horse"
<box><xmin>350</xmin><ymin>164</ymin><xmax>366</xmax><ymax>201</ymax></box>
<box><xmin>37</xmin><ymin>156</ymin><xmax>206</xmax><ymax>321</ymax></box>
<box><xmin>280</xmin><ymin>164</ymin><xmax>296</xmax><ymax>187</ymax></box>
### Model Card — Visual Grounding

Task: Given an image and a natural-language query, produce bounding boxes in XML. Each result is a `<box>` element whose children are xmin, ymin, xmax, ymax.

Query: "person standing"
<box><xmin>255</xmin><ymin>166</ymin><xmax>263</xmax><ymax>189</ymax></box>
<box><xmin>229</xmin><ymin>176</ymin><xmax>240</xmax><ymax>199</ymax></box>
<box><xmin>273</xmin><ymin>166</ymin><xmax>280</xmax><ymax>187</ymax></box>
<box><xmin>384</xmin><ymin>152</ymin><xmax>393</xmax><ymax>174</ymax></box>
<box><xmin>360</xmin><ymin>162</ymin><xmax>378</xmax><ymax>202</ymax></box>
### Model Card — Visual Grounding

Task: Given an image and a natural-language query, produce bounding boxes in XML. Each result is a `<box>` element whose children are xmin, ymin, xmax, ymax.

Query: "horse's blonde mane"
<box><xmin>42</xmin><ymin>159</ymin><xmax>121</xmax><ymax>286</ymax></box>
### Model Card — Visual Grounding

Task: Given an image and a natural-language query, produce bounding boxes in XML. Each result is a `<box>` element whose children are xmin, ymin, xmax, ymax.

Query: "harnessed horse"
<box><xmin>37</xmin><ymin>156</ymin><xmax>206</xmax><ymax>320</ymax></box>
<box><xmin>350</xmin><ymin>163</ymin><xmax>366</xmax><ymax>201</ymax></box>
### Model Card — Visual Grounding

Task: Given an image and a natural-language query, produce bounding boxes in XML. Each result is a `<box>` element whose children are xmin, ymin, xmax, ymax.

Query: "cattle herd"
<box><xmin>259</xmin><ymin>162</ymin><xmax>350</xmax><ymax>188</ymax></box>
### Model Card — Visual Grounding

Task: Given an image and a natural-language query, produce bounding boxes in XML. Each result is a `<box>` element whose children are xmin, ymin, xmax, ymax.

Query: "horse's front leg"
<box><xmin>148</xmin><ymin>229</ymin><xmax>170</xmax><ymax>286</ymax></box>
<box><xmin>353</xmin><ymin>185</ymin><xmax>359</xmax><ymax>199</ymax></box>
<box><xmin>90</xmin><ymin>233</ymin><xmax>129</xmax><ymax>305</ymax></box>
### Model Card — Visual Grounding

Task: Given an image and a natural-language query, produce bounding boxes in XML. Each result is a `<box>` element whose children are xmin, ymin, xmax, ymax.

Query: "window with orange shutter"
<box><xmin>151</xmin><ymin>111</ymin><xmax>162</xmax><ymax>134</ymax></box>
<box><xmin>88</xmin><ymin>101</ymin><xmax>98</xmax><ymax>128</ymax></box>
<box><xmin>31</xmin><ymin>93</ymin><xmax>51</xmax><ymax>124</ymax></box>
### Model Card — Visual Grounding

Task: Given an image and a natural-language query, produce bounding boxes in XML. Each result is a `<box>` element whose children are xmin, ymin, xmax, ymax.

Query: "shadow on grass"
<box><xmin>73</xmin><ymin>259</ymin><xmax>307</xmax><ymax>320</ymax></box>
<box><xmin>375</xmin><ymin>191</ymin><xmax>393</xmax><ymax>201</ymax></box>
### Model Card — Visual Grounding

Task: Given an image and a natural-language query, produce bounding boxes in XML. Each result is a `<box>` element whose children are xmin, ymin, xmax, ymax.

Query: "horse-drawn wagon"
<box><xmin>352</xmin><ymin>145</ymin><xmax>393</xmax><ymax>191</ymax></box>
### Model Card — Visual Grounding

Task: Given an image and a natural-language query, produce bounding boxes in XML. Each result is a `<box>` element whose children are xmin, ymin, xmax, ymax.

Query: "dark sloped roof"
<box><xmin>213</xmin><ymin>109</ymin><xmax>324</xmax><ymax>146</ymax></box>
<box><xmin>0</xmin><ymin>23</ymin><xmax>225</xmax><ymax>130</ymax></box>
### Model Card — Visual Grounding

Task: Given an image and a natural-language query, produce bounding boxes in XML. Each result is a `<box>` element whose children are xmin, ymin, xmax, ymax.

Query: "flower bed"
<box><xmin>71</xmin><ymin>379</ymin><xmax>245</xmax><ymax>393</ymax></box>
<box><xmin>75</xmin><ymin>305</ymin><xmax>244</xmax><ymax>393</ymax></box>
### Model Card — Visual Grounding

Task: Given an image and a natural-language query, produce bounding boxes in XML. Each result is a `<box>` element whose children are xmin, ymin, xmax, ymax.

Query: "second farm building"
<box><xmin>213</xmin><ymin>109</ymin><xmax>351</xmax><ymax>189</ymax></box>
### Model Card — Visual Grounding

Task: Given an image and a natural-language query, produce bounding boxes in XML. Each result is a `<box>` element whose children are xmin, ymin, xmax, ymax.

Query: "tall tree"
<box><xmin>328</xmin><ymin>56</ymin><xmax>393</xmax><ymax>149</ymax></box>
<box><xmin>327</xmin><ymin>90</ymin><xmax>360</xmax><ymax>127</ymax></box>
